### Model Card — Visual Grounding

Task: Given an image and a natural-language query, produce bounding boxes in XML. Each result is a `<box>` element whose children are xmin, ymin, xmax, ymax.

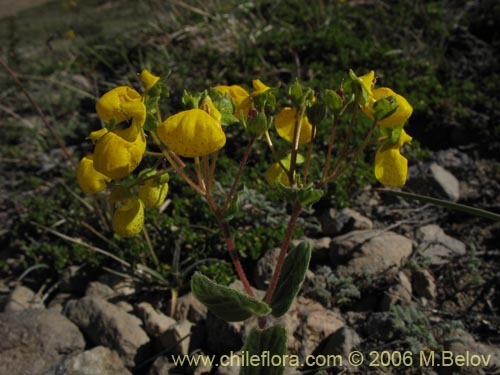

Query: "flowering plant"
<box><xmin>77</xmin><ymin>68</ymin><xmax>413</xmax><ymax>373</ymax></box>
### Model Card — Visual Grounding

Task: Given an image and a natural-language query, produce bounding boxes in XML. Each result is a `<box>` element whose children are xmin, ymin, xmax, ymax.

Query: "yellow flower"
<box><xmin>93</xmin><ymin>126</ymin><xmax>146</xmax><ymax>180</ymax></box>
<box><xmin>214</xmin><ymin>85</ymin><xmax>252</xmax><ymax>117</ymax></box>
<box><xmin>359</xmin><ymin>70</ymin><xmax>375</xmax><ymax>106</ymax></box>
<box><xmin>88</xmin><ymin>128</ymin><xmax>109</xmax><ymax>142</ymax></box>
<box><xmin>250</xmin><ymin>79</ymin><xmax>271</xmax><ymax>97</ymax></box>
<box><xmin>275</xmin><ymin>107</ymin><xmax>315</xmax><ymax>144</ymax></box>
<box><xmin>65</xmin><ymin>29</ymin><xmax>76</xmax><ymax>40</ymax></box>
<box><xmin>213</xmin><ymin>79</ymin><xmax>270</xmax><ymax>118</ymax></box>
<box><xmin>96</xmin><ymin>86</ymin><xmax>145</xmax><ymax>126</ymax></box>
<box><xmin>265</xmin><ymin>162</ymin><xmax>291</xmax><ymax>187</ymax></box>
<box><xmin>76</xmin><ymin>154</ymin><xmax>111</xmax><ymax>193</ymax></box>
<box><xmin>200</xmin><ymin>96</ymin><xmax>222</xmax><ymax>122</ymax></box>
<box><xmin>374</xmin><ymin>129</ymin><xmax>413</xmax><ymax>187</ymax></box>
<box><xmin>139</xmin><ymin>178</ymin><xmax>169</xmax><ymax>208</ymax></box>
<box><xmin>358</xmin><ymin>71</ymin><xmax>413</xmax><ymax>128</ymax></box>
<box><xmin>157</xmin><ymin>109</ymin><xmax>226</xmax><ymax>157</ymax></box>
<box><xmin>112</xmin><ymin>197</ymin><xmax>144</xmax><ymax>237</ymax></box>
<box><xmin>140</xmin><ymin>69</ymin><xmax>160</xmax><ymax>92</ymax></box>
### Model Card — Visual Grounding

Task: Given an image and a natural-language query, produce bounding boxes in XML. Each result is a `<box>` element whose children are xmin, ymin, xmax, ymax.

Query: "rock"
<box><xmin>379</xmin><ymin>271</ymin><xmax>413</xmax><ymax>311</ymax></box>
<box><xmin>330</xmin><ymin>230</ymin><xmax>413</xmax><ymax>278</ymax></box>
<box><xmin>148</xmin><ymin>356</ymin><xmax>176</xmax><ymax>375</ymax></box>
<box><xmin>172</xmin><ymin>292</ymin><xmax>208</xmax><ymax>322</ymax></box>
<box><xmin>320</xmin><ymin>207</ymin><xmax>373</xmax><ymax>236</ymax></box>
<box><xmin>47</xmin><ymin>292</ymin><xmax>72</xmax><ymax>313</ymax></box>
<box><xmin>42</xmin><ymin>346</ymin><xmax>132</xmax><ymax>375</ymax></box>
<box><xmin>65</xmin><ymin>296</ymin><xmax>150</xmax><ymax>368</ymax></box>
<box><xmin>98</xmin><ymin>274</ymin><xmax>136</xmax><ymax>296</ymax></box>
<box><xmin>206</xmin><ymin>296</ymin><xmax>344</xmax><ymax>360</ymax></box>
<box><xmin>430</xmin><ymin>163</ymin><xmax>460</xmax><ymax>201</ymax></box>
<box><xmin>192</xmin><ymin>354</ymin><xmax>212</xmax><ymax>374</ymax></box>
<box><xmin>412</xmin><ymin>268</ymin><xmax>437</xmax><ymax>300</ymax></box>
<box><xmin>59</xmin><ymin>266</ymin><xmax>90</xmax><ymax>294</ymax></box>
<box><xmin>363</xmin><ymin>312</ymin><xmax>396</xmax><ymax>342</ymax></box>
<box><xmin>439</xmin><ymin>328</ymin><xmax>500</xmax><ymax>375</ymax></box>
<box><xmin>309</xmin><ymin>237</ymin><xmax>332</xmax><ymax>264</ymax></box>
<box><xmin>137</xmin><ymin>302</ymin><xmax>176</xmax><ymax>338</ymax></box>
<box><xmin>254</xmin><ymin>247</ymin><xmax>280</xmax><ymax>290</ymax></box>
<box><xmin>416</xmin><ymin>224</ymin><xmax>466</xmax><ymax>265</ymax></box>
<box><xmin>85</xmin><ymin>281</ymin><xmax>118</xmax><ymax>300</ymax></box>
<box><xmin>159</xmin><ymin>320</ymin><xmax>193</xmax><ymax>355</ymax></box>
<box><xmin>0</xmin><ymin>309</ymin><xmax>85</xmax><ymax>375</ymax></box>
<box><xmin>4</xmin><ymin>284</ymin><xmax>44</xmax><ymax>311</ymax></box>
<box><xmin>320</xmin><ymin>326</ymin><xmax>361</xmax><ymax>357</ymax></box>
<box><xmin>434</xmin><ymin>148</ymin><xmax>472</xmax><ymax>173</ymax></box>
<box><xmin>116</xmin><ymin>301</ymin><xmax>134</xmax><ymax>313</ymax></box>
<box><xmin>214</xmin><ymin>362</ymin><xmax>240</xmax><ymax>375</ymax></box>
<box><xmin>407</xmin><ymin>162</ymin><xmax>460</xmax><ymax>202</ymax></box>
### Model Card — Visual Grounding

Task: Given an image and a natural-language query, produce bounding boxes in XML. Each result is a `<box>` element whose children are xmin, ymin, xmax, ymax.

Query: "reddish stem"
<box><xmin>221</xmin><ymin>222</ymin><xmax>255</xmax><ymax>297</ymax></box>
<box><xmin>264</xmin><ymin>204</ymin><xmax>302</xmax><ymax>304</ymax></box>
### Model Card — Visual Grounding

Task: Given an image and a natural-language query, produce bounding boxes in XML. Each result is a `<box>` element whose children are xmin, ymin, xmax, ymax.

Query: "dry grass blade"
<box><xmin>32</xmin><ymin>221</ymin><xmax>131</xmax><ymax>268</ymax></box>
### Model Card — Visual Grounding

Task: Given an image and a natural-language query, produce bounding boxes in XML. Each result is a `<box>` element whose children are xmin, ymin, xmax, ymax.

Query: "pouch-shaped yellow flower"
<box><xmin>251</xmin><ymin>79</ymin><xmax>271</xmax><ymax>97</ymax></box>
<box><xmin>140</xmin><ymin>69</ymin><xmax>160</xmax><ymax>92</ymax></box>
<box><xmin>96</xmin><ymin>86</ymin><xmax>143</xmax><ymax>124</ymax></box>
<box><xmin>374</xmin><ymin>129</ymin><xmax>413</xmax><ymax>187</ymax></box>
<box><xmin>275</xmin><ymin>107</ymin><xmax>315</xmax><ymax>144</ymax></box>
<box><xmin>76</xmin><ymin>154</ymin><xmax>111</xmax><ymax>193</ymax></box>
<box><xmin>112</xmin><ymin>197</ymin><xmax>144</xmax><ymax>237</ymax></box>
<box><xmin>213</xmin><ymin>85</ymin><xmax>252</xmax><ymax>117</ymax></box>
<box><xmin>200</xmin><ymin>96</ymin><xmax>222</xmax><ymax>122</ymax></box>
<box><xmin>139</xmin><ymin>179</ymin><xmax>169</xmax><ymax>208</ymax></box>
<box><xmin>93</xmin><ymin>127</ymin><xmax>146</xmax><ymax>180</ymax></box>
<box><xmin>358</xmin><ymin>71</ymin><xmax>413</xmax><ymax>128</ymax></box>
<box><xmin>265</xmin><ymin>162</ymin><xmax>291</xmax><ymax>187</ymax></box>
<box><xmin>157</xmin><ymin>109</ymin><xmax>226</xmax><ymax>157</ymax></box>
<box><xmin>363</xmin><ymin>87</ymin><xmax>413</xmax><ymax>128</ymax></box>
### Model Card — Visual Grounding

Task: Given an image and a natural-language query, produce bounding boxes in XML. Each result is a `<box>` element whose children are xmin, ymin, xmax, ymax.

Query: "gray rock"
<box><xmin>193</xmin><ymin>354</ymin><xmax>212</xmax><ymax>375</ymax></box>
<box><xmin>172</xmin><ymin>292</ymin><xmax>208</xmax><ymax>322</ymax></box>
<box><xmin>137</xmin><ymin>302</ymin><xmax>176</xmax><ymax>338</ymax></box>
<box><xmin>434</xmin><ymin>149</ymin><xmax>472</xmax><ymax>172</ymax></box>
<box><xmin>412</xmin><ymin>268</ymin><xmax>437</xmax><ymax>300</ymax></box>
<box><xmin>42</xmin><ymin>346</ymin><xmax>132</xmax><ymax>375</ymax></box>
<box><xmin>65</xmin><ymin>296</ymin><xmax>150</xmax><ymax>368</ymax></box>
<box><xmin>309</xmin><ymin>237</ymin><xmax>332</xmax><ymax>264</ymax></box>
<box><xmin>416</xmin><ymin>224</ymin><xmax>466</xmax><ymax>265</ymax></box>
<box><xmin>0</xmin><ymin>309</ymin><xmax>85</xmax><ymax>375</ymax></box>
<box><xmin>4</xmin><ymin>284</ymin><xmax>44</xmax><ymax>311</ymax></box>
<box><xmin>47</xmin><ymin>292</ymin><xmax>72</xmax><ymax>313</ymax></box>
<box><xmin>331</xmin><ymin>230</ymin><xmax>413</xmax><ymax>277</ymax></box>
<box><xmin>206</xmin><ymin>296</ymin><xmax>344</xmax><ymax>360</ymax></box>
<box><xmin>363</xmin><ymin>312</ymin><xmax>396</xmax><ymax>342</ymax></box>
<box><xmin>430</xmin><ymin>162</ymin><xmax>460</xmax><ymax>201</ymax></box>
<box><xmin>59</xmin><ymin>266</ymin><xmax>90</xmax><ymax>294</ymax></box>
<box><xmin>439</xmin><ymin>329</ymin><xmax>500</xmax><ymax>375</ymax></box>
<box><xmin>159</xmin><ymin>320</ymin><xmax>193</xmax><ymax>355</ymax></box>
<box><xmin>379</xmin><ymin>271</ymin><xmax>413</xmax><ymax>311</ymax></box>
<box><xmin>98</xmin><ymin>274</ymin><xmax>136</xmax><ymax>296</ymax></box>
<box><xmin>320</xmin><ymin>326</ymin><xmax>361</xmax><ymax>357</ymax></box>
<box><xmin>320</xmin><ymin>207</ymin><xmax>373</xmax><ymax>236</ymax></box>
<box><xmin>148</xmin><ymin>356</ymin><xmax>176</xmax><ymax>375</ymax></box>
<box><xmin>116</xmin><ymin>301</ymin><xmax>134</xmax><ymax>313</ymax></box>
<box><xmin>407</xmin><ymin>162</ymin><xmax>460</xmax><ymax>202</ymax></box>
<box><xmin>85</xmin><ymin>281</ymin><xmax>118</xmax><ymax>300</ymax></box>
<box><xmin>253</xmin><ymin>247</ymin><xmax>280</xmax><ymax>290</ymax></box>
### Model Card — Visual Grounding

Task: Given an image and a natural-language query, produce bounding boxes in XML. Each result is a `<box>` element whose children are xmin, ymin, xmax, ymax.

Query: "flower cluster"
<box><xmin>77</xmin><ymin>69</ymin><xmax>414</xmax><ymax>237</ymax></box>
<box><xmin>359</xmin><ymin>70</ymin><xmax>413</xmax><ymax>187</ymax></box>
<box><xmin>77</xmin><ymin>70</ymin><xmax>169</xmax><ymax>237</ymax></box>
